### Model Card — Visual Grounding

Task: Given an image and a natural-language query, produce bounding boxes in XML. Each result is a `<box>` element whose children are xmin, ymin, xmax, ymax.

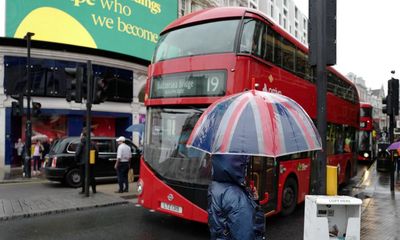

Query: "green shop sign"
<box><xmin>6</xmin><ymin>0</ymin><xmax>178</xmax><ymax>61</ymax></box>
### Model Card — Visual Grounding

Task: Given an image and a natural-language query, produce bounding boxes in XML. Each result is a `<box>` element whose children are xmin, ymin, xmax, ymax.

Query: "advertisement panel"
<box><xmin>5</xmin><ymin>0</ymin><xmax>178</xmax><ymax>60</ymax></box>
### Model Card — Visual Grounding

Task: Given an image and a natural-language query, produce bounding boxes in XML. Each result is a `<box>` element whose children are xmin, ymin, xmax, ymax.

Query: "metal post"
<box><xmin>24</xmin><ymin>32</ymin><xmax>34</xmax><ymax>178</ymax></box>
<box><xmin>312</xmin><ymin>0</ymin><xmax>328</xmax><ymax>195</ymax></box>
<box><xmin>390</xmin><ymin>112</ymin><xmax>395</xmax><ymax>192</ymax></box>
<box><xmin>85</xmin><ymin>60</ymin><xmax>93</xmax><ymax>197</ymax></box>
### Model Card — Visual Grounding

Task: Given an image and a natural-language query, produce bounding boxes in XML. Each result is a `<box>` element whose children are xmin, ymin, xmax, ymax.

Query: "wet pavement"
<box><xmin>0</xmin><ymin>168</ymin><xmax>138</xmax><ymax>221</ymax></box>
<box><xmin>357</xmin><ymin>161</ymin><xmax>400</xmax><ymax>239</ymax></box>
<box><xmin>1</xmin><ymin>162</ymin><xmax>400</xmax><ymax>239</ymax></box>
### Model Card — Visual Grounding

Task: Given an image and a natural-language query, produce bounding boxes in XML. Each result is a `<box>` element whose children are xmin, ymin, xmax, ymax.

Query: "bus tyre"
<box><xmin>65</xmin><ymin>168</ymin><xmax>82</xmax><ymax>188</ymax></box>
<box><xmin>281</xmin><ymin>177</ymin><xmax>298</xmax><ymax>216</ymax></box>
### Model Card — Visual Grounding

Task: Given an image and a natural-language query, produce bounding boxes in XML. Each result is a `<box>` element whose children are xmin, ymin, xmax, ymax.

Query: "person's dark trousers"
<box><xmin>79</xmin><ymin>164</ymin><xmax>96</xmax><ymax>193</ymax></box>
<box><xmin>33</xmin><ymin>156</ymin><xmax>41</xmax><ymax>171</ymax></box>
<box><xmin>89</xmin><ymin>165</ymin><xmax>96</xmax><ymax>193</ymax></box>
<box><xmin>24</xmin><ymin>156</ymin><xmax>31</xmax><ymax>178</ymax></box>
<box><xmin>80</xmin><ymin>164</ymin><xmax>85</xmax><ymax>193</ymax></box>
<box><xmin>117</xmin><ymin>162</ymin><xmax>129</xmax><ymax>192</ymax></box>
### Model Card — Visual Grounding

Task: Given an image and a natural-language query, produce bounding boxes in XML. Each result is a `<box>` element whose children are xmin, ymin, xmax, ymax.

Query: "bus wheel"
<box><xmin>281</xmin><ymin>177</ymin><xmax>298</xmax><ymax>216</ymax></box>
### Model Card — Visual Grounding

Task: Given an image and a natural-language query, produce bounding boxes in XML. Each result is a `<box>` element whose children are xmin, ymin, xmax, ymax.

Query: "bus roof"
<box><xmin>163</xmin><ymin>7</ymin><xmax>261</xmax><ymax>33</ymax></box>
<box><xmin>161</xmin><ymin>7</ymin><xmax>357</xmax><ymax>94</ymax></box>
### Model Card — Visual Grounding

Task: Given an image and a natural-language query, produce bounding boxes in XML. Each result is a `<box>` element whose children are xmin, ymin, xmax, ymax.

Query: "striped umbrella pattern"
<box><xmin>186</xmin><ymin>90</ymin><xmax>322</xmax><ymax>157</ymax></box>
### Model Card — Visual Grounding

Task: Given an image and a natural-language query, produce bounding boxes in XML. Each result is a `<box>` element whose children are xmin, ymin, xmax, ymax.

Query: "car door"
<box><xmin>125</xmin><ymin>140</ymin><xmax>141</xmax><ymax>175</ymax></box>
<box><xmin>93</xmin><ymin>139</ymin><xmax>116</xmax><ymax>177</ymax></box>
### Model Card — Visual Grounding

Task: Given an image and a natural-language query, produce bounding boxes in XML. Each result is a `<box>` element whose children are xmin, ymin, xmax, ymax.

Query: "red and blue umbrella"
<box><xmin>186</xmin><ymin>90</ymin><xmax>322</xmax><ymax>157</ymax></box>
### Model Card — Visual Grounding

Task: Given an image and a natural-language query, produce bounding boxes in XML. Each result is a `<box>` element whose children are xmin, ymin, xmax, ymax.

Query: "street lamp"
<box><xmin>24</xmin><ymin>32</ymin><xmax>34</xmax><ymax>178</ymax></box>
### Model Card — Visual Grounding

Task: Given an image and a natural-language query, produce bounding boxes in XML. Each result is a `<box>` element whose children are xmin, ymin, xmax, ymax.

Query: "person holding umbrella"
<box><xmin>208</xmin><ymin>154</ymin><xmax>265</xmax><ymax>240</ymax></box>
<box><xmin>186</xmin><ymin>90</ymin><xmax>323</xmax><ymax>239</ymax></box>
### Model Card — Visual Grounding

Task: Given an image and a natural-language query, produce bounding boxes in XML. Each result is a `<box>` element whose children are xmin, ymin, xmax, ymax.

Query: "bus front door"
<box><xmin>249</xmin><ymin>157</ymin><xmax>278</xmax><ymax>215</ymax></box>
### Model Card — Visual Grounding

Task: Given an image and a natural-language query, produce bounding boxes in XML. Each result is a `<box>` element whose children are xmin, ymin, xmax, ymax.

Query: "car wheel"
<box><xmin>65</xmin><ymin>168</ymin><xmax>82</xmax><ymax>188</ymax></box>
<box><xmin>281</xmin><ymin>177</ymin><xmax>298</xmax><ymax>216</ymax></box>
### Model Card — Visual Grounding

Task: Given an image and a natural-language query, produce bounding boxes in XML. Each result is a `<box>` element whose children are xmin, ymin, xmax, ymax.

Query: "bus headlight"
<box><xmin>137</xmin><ymin>178</ymin><xmax>144</xmax><ymax>195</ymax></box>
<box><xmin>364</xmin><ymin>152</ymin><xmax>369</xmax><ymax>158</ymax></box>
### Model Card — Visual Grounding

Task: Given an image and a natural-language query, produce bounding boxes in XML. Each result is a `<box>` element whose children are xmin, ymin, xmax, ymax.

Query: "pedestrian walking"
<box><xmin>115</xmin><ymin>136</ymin><xmax>132</xmax><ymax>193</ymax></box>
<box><xmin>75</xmin><ymin>132</ymin><xmax>98</xmax><ymax>194</ymax></box>
<box><xmin>32</xmin><ymin>140</ymin><xmax>43</xmax><ymax>175</ymax></box>
<box><xmin>14</xmin><ymin>138</ymin><xmax>25</xmax><ymax>167</ymax></box>
<box><xmin>42</xmin><ymin>138</ymin><xmax>51</xmax><ymax>159</ymax></box>
<box><xmin>208</xmin><ymin>154</ymin><xmax>265</xmax><ymax>240</ymax></box>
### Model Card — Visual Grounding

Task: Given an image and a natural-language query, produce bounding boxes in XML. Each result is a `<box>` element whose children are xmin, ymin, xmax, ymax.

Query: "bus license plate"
<box><xmin>160</xmin><ymin>202</ymin><xmax>182</xmax><ymax>214</ymax></box>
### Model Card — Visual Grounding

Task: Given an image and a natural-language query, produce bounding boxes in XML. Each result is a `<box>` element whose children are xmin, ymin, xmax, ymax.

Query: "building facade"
<box><xmin>0</xmin><ymin>0</ymin><xmax>178</xmax><ymax>174</ymax></box>
<box><xmin>347</xmin><ymin>72</ymin><xmax>387</xmax><ymax>132</ymax></box>
<box><xmin>179</xmin><ymin>0</ymin><xmax>308</xmax><ymax>45</ymax></box>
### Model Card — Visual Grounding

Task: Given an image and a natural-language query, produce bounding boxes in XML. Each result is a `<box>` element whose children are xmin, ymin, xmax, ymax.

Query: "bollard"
<box><xmin>326</xmin><ymin>166</ymin><xmax>338</xmax><ymax>196</ymax></box>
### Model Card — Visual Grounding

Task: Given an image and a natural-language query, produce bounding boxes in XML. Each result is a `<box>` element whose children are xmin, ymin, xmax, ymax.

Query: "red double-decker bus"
<box><xmin>358</xmin><ymin>102</ymin><xmax>375</xmax><ymax>161</ymax></box>
<box><xmin>137</xmin><ymin>7</ymin><xmax>359</xmax><ymax>223</ymax></box>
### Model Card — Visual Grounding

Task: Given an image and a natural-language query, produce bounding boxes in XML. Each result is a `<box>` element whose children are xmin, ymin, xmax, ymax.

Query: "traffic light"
<box><xmin>389</xmin><ymin>78</ymin><xmax>399</xmax><ymax>115</ymax></box>
<box><xmin>382</xmin><ymin>95</ymin><xmax>392</xmax><ymax>115</ymax></box>
<box><xmin>92</xmin><ymin>76</ymin><xmax>108</xmax><ymax>104</ymax></box>
<box><xmin>66</xmin><ymin>67</ymin><xmax>84</xmax><ymax>103</ymax></box>
<box><xmin>32</xmin><ymin>102</ymin><xmax>41</xmax><ymax>116</ymax></box>
<box><xmin>11</xmin><ymin>94</ymin><xmax>24</xmax><ymax>116</ymax></box>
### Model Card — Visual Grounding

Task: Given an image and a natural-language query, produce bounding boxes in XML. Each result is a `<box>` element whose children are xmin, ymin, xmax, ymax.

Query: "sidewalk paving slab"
<box><xmin>0</xmin><ymin>169</ymin><xmax>138</xmax><ymax>221</ymax></box>
<box><xmin>358</xmin><ymin>161</ymin><xmax>400</xmax><ymax>239</ymax></box>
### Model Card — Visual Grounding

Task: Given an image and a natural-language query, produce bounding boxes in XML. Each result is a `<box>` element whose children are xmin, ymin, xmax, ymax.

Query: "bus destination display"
<box><xmin>151</xmin><ymin>70</ymin><xmax>226</xmax><ymax>98</ymax></box>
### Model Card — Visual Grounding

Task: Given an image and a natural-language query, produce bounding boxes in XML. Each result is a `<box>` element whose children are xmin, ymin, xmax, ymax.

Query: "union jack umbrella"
<box><xmin>186</xmin><ymin>90</ymin><xmax>322</xmax><ymax>157</ymax></box>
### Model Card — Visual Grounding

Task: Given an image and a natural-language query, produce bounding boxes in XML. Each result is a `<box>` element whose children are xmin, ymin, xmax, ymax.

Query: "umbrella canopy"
<box><xmin>125</xmin><ymin>123</ymin><xmax>145</xmax><ymax>133</ymax></box>
<box><xmin>387</xmin><ymin>141</ymin><xmax>400</xmax><ymax>151</ymax></box>
<box><xmin>186</xmin><ymin>90</ymin><xmax>322</xmax><ymax>157</ymax></box>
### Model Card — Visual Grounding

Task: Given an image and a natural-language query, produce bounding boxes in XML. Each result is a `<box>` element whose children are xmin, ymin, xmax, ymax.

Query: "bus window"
<box><xmin>282</xmin><ymin>39</ymin><xmax>295</xmax><ymax>72</ymax></box>
<box><xmin>240</xmin><ymin>19</ymin><xmax>256</xmax><ymax>53</ymax></box>
<box><xmin>274</xmin><ymin>33</ymin><xmax>283</xmax><ymax>66</ymax></box>
<box><xmin>153</xmin><ymin>20</ymin><xmax>239</xmax><ymax>62</ymax></box>
<box><xmin>265</xmin><ymin>28</ymin><xmax>274</xmax><ymax>62</ymax></box>
<box><xmin>296</xmin><ymin>49</ymin><xmax>306</xmax><ymax>78</ymax></box>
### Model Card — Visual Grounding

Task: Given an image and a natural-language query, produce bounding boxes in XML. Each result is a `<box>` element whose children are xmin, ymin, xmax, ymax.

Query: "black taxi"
<box><xmin>44</xmin><ymin>137</ymin><xmax>141</xmax><ymax>187</ymax></box>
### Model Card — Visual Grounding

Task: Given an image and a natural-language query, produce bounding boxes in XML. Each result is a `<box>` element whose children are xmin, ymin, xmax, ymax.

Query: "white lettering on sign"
<box><xmin>328</xmin><ymin>199</ymin><xmax>351</xmax><ymax>204</ymax></box>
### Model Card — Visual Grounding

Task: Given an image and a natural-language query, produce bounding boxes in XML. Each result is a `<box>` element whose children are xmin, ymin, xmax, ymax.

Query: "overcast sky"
<box><xmin>296</xmin><ymin>0</ymin><xmax>400</xmax><ymax>92</ymax></box>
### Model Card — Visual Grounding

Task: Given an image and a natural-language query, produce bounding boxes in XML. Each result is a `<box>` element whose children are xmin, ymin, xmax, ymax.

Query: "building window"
<box><xmin>279</xmin><ymin>13</ymin><xmax>282</xmax><ymax>25</ymax></box>
<box><xmin>295</xmin><ymin>7</ymin><xmax>298</xmax><ymax>19</ymax></box>
<box><xmin>270</xmin><ymin>5</ymin><xmax>274</xmax><ymax>18</ymax></box>
<box><xmin>284</xmin><ymin>0</ymin><xmax>287</xmax><ymax>6</ymax></box>
<box><xmin>283</xmin><ymin>18</ymin><xmax>287</xmax><ymax>29</ymax></box>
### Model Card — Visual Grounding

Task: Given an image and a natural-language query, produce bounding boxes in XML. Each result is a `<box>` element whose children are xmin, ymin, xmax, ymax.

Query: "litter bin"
<box><xmin>304</xmin><ymin>195</ymin><xmax>362</xmax><ymax>240</ymax></box>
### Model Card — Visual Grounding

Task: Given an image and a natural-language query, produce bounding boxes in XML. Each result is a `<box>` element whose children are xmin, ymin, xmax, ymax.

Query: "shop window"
<box><xmin>4</xmin><ymin>56</ymin><xmax>133</xmax><ymax>103</ymax></box>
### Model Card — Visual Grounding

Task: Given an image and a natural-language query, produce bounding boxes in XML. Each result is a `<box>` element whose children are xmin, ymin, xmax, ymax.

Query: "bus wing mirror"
<box><xmin>259</xmin><ymin>192</ymin><xmax>269</xmax><ymax>205</ymax></box>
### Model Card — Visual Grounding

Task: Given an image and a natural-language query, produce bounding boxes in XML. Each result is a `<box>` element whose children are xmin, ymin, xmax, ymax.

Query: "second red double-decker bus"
<box><xmin>137</xmin><ymin>7</ymin><xmax>360</xmax><ymax>223</ymax></box>
<box><xmin>358</xmin><ymin>102</ymin><xmax>375</xmax><ymax>161</ymax></box>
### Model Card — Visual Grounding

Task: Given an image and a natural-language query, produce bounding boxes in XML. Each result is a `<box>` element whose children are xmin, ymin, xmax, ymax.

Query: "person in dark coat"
<box><xmin>75</xmin><ymin>133</ymin><xmax>98</xmax><ymax>194</ymax></box>
<box><xmin>208</xmin><ymin>155</ymin><xmax>265</xmax><ymax>240</ymax></box>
